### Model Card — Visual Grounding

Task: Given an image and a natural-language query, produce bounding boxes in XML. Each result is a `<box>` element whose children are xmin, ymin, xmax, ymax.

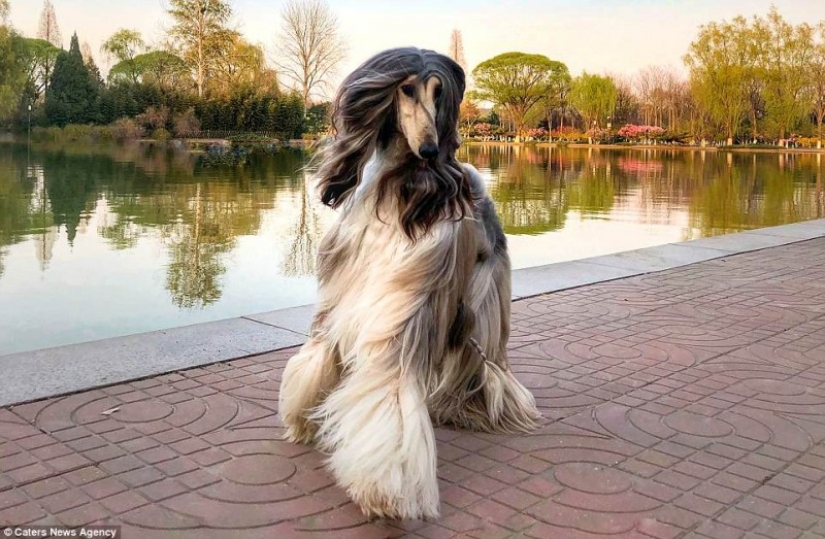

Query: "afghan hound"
<box><xmin>278</xmin><ymin>47</ymin><xmax>540</xmax><ymax>520</ymax></box>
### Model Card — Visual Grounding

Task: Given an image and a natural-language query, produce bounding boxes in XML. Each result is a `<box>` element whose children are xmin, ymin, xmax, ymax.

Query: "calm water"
<box><xmin>0</xmin><ymin>141</ymin><xmax>823</xmax><ymax>355</ymax></box>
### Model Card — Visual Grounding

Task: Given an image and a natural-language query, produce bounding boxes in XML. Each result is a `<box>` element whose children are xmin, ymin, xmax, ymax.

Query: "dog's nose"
<box><xmin>419</xmin><ymin>143</ymin><xmax>439</xmax><ymax>160</ymax></box>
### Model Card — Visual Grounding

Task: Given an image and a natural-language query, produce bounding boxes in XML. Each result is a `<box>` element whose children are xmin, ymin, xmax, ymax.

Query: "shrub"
<box><xmin>586</xmin><ymin>126</ymin><xmax>610</xmax><ymax>142</ymax></box>
<box><xmin>62</xmin><ymin>124</ymin><xmax>93</xmax><ymax>141</ymax></box>
<box><xmin>136</xmin><ymin>105</ymin><xmax>170</xmax><ymax>131</ymax></box>
<box><xmin>172</xmin><ymin>108</ymin><xmax>201</xmax><ymax>138</ymax></box>
<box><xmin>525</xmin><ymin>127</ymin><xmax>548</xmax><ymax>141</ymax></box>
<box><xmin>225</xmin><ymin>133</ymin><xmax>275</xmax><ymax>142</ymax></box>
<box><xmin>109</xmin><ymin>118</ymin><xmax>144</xmax><ymax>141</ymax></box>
<box><xmin>617</xmin><ymin>124</ymin><xmax>666</xmax><ymax>142</ymax></box>
<box><xmin>151</xmin><ymin>128</ymin><xmax>172</xmax><ymax>141</ymax></box>
<box><xmin>473</xmin><ymin>122</ymin><xmax>493</xmax><ymax>138</ymax></box>
<box><xmin>796</xmin><ymin>137</ymin><xmax>822</xmax><ymax>148</ymax></box>
<box><xmin>30</xmin><ymin>126</ymin><xmax>62</xmax><ymax>142</ymax></box>
<box><xmin>550</xmin><ymin>127</ymin><xmax>588</xmax><ymax>142</ymax></box>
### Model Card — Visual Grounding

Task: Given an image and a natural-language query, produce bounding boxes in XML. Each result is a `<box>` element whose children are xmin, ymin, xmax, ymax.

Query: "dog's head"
<box><xmin>390</xmin><ymin>55</ymin><xmax>465</xmax><ymax>160</ymax></box>
<box><xmin>316</xmin><ymin>47</ymin><xmax>467</xmax><ymax>214</ymax></box>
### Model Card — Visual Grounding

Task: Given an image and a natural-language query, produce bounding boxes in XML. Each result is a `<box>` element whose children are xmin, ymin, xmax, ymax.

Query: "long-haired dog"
<box><xmin>279</xmin><ymin>47</ymin><xmax>540</xmax><ymax>520</ymax></box>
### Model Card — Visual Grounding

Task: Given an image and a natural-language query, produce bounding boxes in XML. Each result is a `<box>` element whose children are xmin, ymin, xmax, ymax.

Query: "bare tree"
<box><xmin>635</xmin><ymin>65</ymin><xmax>668</xmax><ymax>126</ymax></box>
<box><xmin>607</xmin><ymin>72</ymin><xmax>639</xmax><ymax>125</ymax></box>
<box><xmin>448</xmin><ymin>29</ymin><xmax>466</xmax><ymax>73</ymax></box>
<box><xmin>80</xmin><ymin>41</ymin><xmax>93</xmax><ymax>65</ymax></box>
<box><xmin>275</xmin><ymin>0</ymin><xmax>346</xmax><ymax>106</ymax></box>
<box><xmin>37</xmin><ymin>0</ymin><xmax>62</xmax><ymax>48</ymax></box>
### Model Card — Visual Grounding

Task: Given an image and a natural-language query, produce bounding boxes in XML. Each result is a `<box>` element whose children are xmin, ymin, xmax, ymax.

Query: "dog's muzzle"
<box><xmin>419</xmin><ymin>143</ymin><xmax>439</xmax><ymax>160</ymax></box>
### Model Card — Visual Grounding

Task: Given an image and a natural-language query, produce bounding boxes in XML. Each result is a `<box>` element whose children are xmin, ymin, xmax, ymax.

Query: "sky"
<box><xmin>7</xmin><ymin>0</ymin><xmax>825</xmax><ymax>92</ymax></box>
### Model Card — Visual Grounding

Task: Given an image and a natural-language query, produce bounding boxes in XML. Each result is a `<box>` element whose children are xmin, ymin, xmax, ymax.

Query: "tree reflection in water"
<box><xmin>459</xmin><ymin>144</ymin><xmax>825</xmax><ymax>241</ymax></box>
<box><xmin>0</xmin><ymin>141</ymin><xmax>823</xmax><ymax>315</ymax></box>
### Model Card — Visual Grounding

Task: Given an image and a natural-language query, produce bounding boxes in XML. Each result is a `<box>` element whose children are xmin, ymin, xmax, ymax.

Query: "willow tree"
<box><xmin>101</xmin><ymin>29</ymin><xmax>146</xmax><ymax>83</ymax></box>
<box><xmin>212</xmin><ymin>37</ymin><xmax>277</xmax><ymax>95</ymax></box>
<box><xmin>0</xmin><ymin>24</ymin><xmax>25</xmax><ymax>121</ymax></box>
<box><xmin>570</xmin><ymin>72</ymin><xmax>617</xmax><ymax>129</ymax></box>
<box><xmin>753</xmin><ymin>8</ymin><xmax>815</xmax><ymax>139</ymax></box>
<box><xmin>812</xmin><ymin>23</ymin><xmax>825</xmax><ymax>142</ymax></box>
<box><xmin>274</xmin><ymin>0</ymin><xmax>346</xmax><ymax>106</ymax></box>
<box><xmin>167</xmin><ymin>0</ymin><xmax>237</xmax><ymax>97</ymax></box>
<box><xmin>472</xmin><ymin>52</ymin><xmax>569</xmax><ymax>138</ymax></box>
<box><xmin>684</xmin><ymin>17</ymin><xmax>751</xmax><ymax>144</ymax></box>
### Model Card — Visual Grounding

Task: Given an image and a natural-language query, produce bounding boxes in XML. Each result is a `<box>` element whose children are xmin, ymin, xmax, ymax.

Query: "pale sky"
<box><xmin>7</xmin><ymin>0</ymin><xmax>825</xmax><ymax>93</ymax></box>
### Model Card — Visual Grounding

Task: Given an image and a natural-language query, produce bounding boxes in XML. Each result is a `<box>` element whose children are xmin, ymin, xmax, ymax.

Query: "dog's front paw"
<box><xmin>352</xmin><ymin>487</ymin><xmax>439</xmax><ymax>521</ymax></box>
<box><xmin>282</xmin><ymin>418</ymin><xmax>317</xmax><ymax>445</ymax></box>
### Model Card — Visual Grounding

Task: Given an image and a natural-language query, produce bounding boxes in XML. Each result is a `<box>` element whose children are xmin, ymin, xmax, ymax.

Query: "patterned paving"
<box><xmin>2</xmin><ymin>239</ymin><xmax>825</xmax><ymax>539</ymax></box>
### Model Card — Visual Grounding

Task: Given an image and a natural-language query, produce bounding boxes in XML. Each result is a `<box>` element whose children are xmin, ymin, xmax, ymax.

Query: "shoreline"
<box><xmin>8</xmin><ymin>135</ymin><xmax>825</xmax><ymax>154</ymax></box>
<box><xmin>1</xmin><ymin>219</ymin><xmax>823</xmax><ymax>407</ymax></box>
<box><xmin>463</xmin><ymin>140</ymin><xmax>825</xmax><ymax>153</ymax></box>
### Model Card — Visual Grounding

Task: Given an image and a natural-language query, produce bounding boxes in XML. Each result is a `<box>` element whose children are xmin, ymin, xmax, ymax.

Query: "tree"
<box><xmin>448</xmin><ymin>29</ymin><xmax>466</xmax><ymax>74</ymax></box>
<box><xmin>609</xmin><ymin>73</ymin><xmax>639</xmax><ymax>125</ymax></box>
<box><xmin>570</xmin><ymin>72</ymin><xmax>617</xmax><ymax>129</ymax></box>
<box><xmin>305</xmin><ymin>101</ymin><xmax>330</xmax><ymax>134</ymax></box>
<box><xmin>101</xmin><ymin>29</ymin><xmax>146</xmax><ymax>83</ymax></box>
<box><xmin>45</xmin><ymin>33</ymin><xmax>100</xmax><ymax>125</ymax></box>
<box><xmin>546</xmin><ymin>74</ymin><xmax>573</xmax><ymax>131</ymax></box>
<box><xmin>811</xmin><ymin>23</ymin><xmax>825</xmax><ymax>141</ymax></box>
<box><xmin>0</xmin><ymin>27</ymin><xmax>25</xmax><ymax>122</ymax></box>
<box><xmin>0</xmin><ymin>0</ymin><xmax>9</xmax><ymax>22</ymax></box>
<box><xmin>755</xmin><ymin>8</ymin><xmax>814</xmax><ymax>139</ymax></box>
<box><xmin>274</xmin><ymin>0</ymin><xmax>346</xmax><ymax>106</ymax></box>
<box><xmin>83</xmin><ymin>43</ymin><xmax>104</xmax><ymax>91</ymax></box>
<box><xmin>634</xmin><ymin>65</ymin><xmax>668</xmax><ymax>126</ymax></box>
<box><xmin>459</xmin><ymin>99</ymin><xmax>480</xmax><ymax>135</ymax></box>
<box><xmin>18</xmin><ymin>38</ymin><xmax>60</xmax><ymax>104</ymax></box>
<box><xmin>37</xmin><ymin>0</ymin><xmax>62</xmax><ymax>48</ymax></box>
<box><xmin>472</xmin><ymin>52</ymin><xmax>570</xmax><ymax>138</ymax></box>
<box><xmin>167</xmin><ymin>0</ymin><xmax>237</xmax><ymax>97</ymax></box>
<box><xmin>211</xmin><ymin>37</ymin><xmax>277</xmax><ymax>95</ymax></box>
<box><xmin>109</xmin><ymin>49</ymin><xmax>189</xmax><ymax>90</ymax></box>
<box><xmin>684</xmin><ymin>17</ymin><xmax>751</xmax><ymax>144</ymax></box>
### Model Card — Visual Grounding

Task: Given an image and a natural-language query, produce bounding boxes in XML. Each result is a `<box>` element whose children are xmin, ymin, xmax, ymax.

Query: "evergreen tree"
<box><xmin>45</xmin><ymin>33</ymin><xmax>99</xmax><ymax>125</ymax></box>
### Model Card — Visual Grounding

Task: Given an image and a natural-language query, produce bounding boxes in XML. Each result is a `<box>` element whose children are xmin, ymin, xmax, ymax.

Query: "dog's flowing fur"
<box><xmin>278</xmin><ymin>47</ymin><xmax>540</xmax><ymax>520</ymax></box>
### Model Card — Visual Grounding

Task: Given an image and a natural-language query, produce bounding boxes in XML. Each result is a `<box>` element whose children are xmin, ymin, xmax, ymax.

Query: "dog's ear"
<box><xmin>318</xmin><ymin>148</ymin><xmax>362</xmax><ymax>208</ymax></box>
<box><xmin>435</xmin><ymin>56</ymin><xmax>466</xmax><ymax>154</ymax></box>
<box><xmin>449</xmin><ymin>62</ymin><xmax>466</xmax><ymax>102</ymax></box>
<box><xmin>377</xmin><ymin>101</ymin><xmax>397</xmax><ymax>149</ymax></box>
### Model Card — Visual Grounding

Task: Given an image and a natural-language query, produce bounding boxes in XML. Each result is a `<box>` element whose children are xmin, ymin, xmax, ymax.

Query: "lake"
<box><xmin>1</xmin><ymin>141</ymin><xmax>823</xmax><ymax>355</ymax></box>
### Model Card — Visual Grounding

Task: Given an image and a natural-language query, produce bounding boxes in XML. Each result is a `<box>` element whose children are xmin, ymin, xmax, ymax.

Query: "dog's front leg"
<box><xmin>279</xmin><ymin>334</ymin><xmax>340</xmax><ymax>444</ymax></box>
<box><xmin>313</xmin><ymin>352</ymin><xmax>439</xmax><ymax>520</ymax></box>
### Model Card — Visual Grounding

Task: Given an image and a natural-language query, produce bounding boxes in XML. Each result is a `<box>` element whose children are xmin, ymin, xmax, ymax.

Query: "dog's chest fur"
<box><xmin>314</xmin><ymin>155</ymin><xmax>476</xmax><ymax>374</ymax></box>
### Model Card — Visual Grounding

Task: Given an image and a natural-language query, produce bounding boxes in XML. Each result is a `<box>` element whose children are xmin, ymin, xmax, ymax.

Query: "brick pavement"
<box><xmin>2</xmin><ymin>239</ymin><xmax>825</xmax><ymax>539</ymax></box>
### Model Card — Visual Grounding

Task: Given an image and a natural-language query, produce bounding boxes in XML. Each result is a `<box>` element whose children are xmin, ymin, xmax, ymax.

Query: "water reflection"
<box><xmin>457</xmin><ymin>145</ymin><xmax>824</xmax><ymax>239</ymax></box>
<box><xmin>0</xmin><ymin>142</ymin><xmax>823</xmax><ymax>354</ymax></box>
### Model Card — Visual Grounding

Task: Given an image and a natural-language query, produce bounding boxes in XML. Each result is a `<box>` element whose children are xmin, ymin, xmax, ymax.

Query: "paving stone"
<box><xmin>0</xmin><ymin>234</ymin><xmax>824</xmax><ymax>537</ymax></box>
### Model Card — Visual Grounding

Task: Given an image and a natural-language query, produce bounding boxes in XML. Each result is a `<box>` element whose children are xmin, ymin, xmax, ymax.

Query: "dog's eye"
<box><xmin>400</xmin><ymin>84</ymin><xmax>415</xmax><ymax>98</ymax></box>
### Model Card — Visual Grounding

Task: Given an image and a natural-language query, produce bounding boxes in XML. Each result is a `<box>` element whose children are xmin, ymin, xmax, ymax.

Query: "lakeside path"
<box><xmin>2</xmin><ymin>238</ymin><xmax>825</xmax><ymax>538</ymax></box>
